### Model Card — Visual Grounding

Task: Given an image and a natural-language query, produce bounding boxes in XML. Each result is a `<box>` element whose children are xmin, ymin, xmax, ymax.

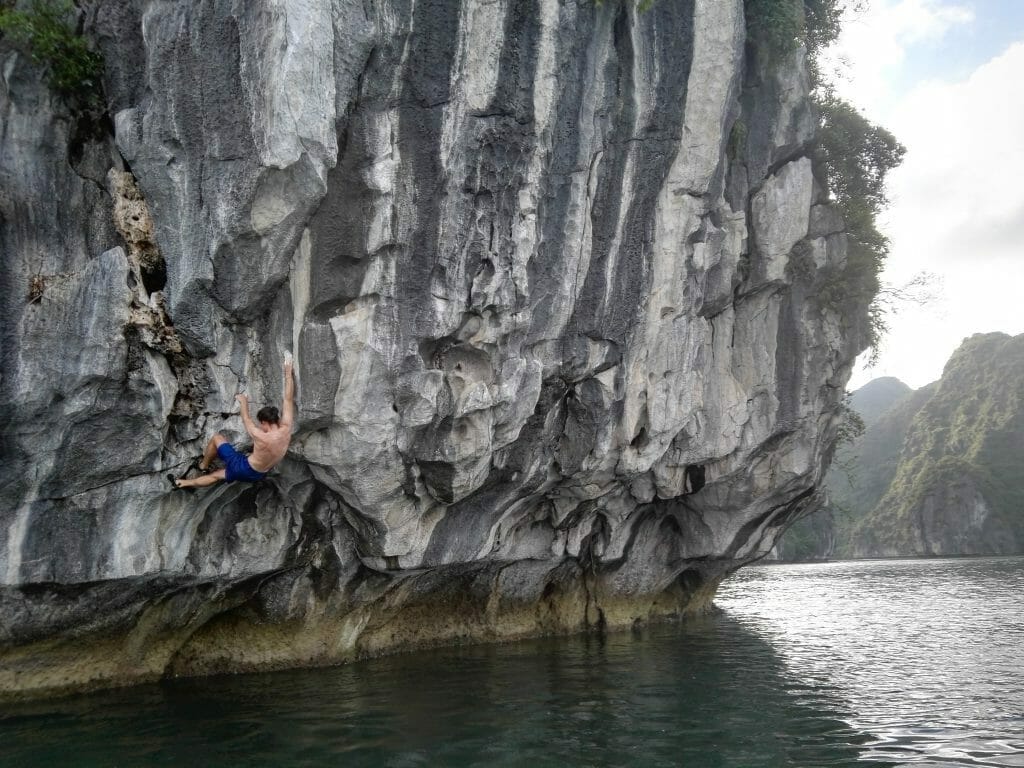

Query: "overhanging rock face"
<box><xmin>0</xmin><ymin>0</ymin><xmax>865</xmax><ymax>699</ymax></box>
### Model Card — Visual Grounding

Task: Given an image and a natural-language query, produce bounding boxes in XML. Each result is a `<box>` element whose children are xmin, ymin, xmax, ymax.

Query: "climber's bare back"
<box><xmin>245</xmin><ymin>359</ymin><xmax>295</xmax><ymax>472</ymax></box>
<box><xmin>247</xmin><ymin>422</ymin><xmax>292</xmax><ymax>472</ymax></box>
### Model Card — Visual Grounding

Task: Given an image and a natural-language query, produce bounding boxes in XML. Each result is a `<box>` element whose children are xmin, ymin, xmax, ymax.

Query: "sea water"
<box><xmin>2</xmin><ymin>556</ymin><xmax>1022</xmax><ymax>767</ymax></box>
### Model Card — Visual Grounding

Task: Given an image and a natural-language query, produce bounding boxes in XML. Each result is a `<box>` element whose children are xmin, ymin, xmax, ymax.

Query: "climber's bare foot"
<box><xmin>175</xmin><ymin>469</ymin><xmax>226</xmax><ymax>489</ymax></box>
<box><xmin>168</xmin><ymin>473</ymin><xmax>191</xmax><ymax>491</ymax></box>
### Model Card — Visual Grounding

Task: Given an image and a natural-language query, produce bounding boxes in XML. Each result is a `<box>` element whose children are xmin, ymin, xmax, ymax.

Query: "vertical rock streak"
<box><xmin>0</xmin><ymin>0</ymin><xmax>867</xmax><ymax>698</ymax></box>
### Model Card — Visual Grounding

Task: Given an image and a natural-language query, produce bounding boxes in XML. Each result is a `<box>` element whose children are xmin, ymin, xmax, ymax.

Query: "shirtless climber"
<box><xmin>171</xmin><ymin>358</ymin><xmax>295</xmax><ymax>489</ymax></box>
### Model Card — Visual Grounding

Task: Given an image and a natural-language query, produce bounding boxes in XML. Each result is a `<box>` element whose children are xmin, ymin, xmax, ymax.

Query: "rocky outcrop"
<box><xmin>778</xmin><ymin>334</ymin><xmax>1024</xmax><ymax>560</ymax></box>
<box><xmin>0</xmin><ymin>0</ymin><xmax>864</xmax><ymax>700</ymax></box>
<box><xmin>773</xmin><ymin>375</ymin><xmax>923</xmax><ymax>560</ymax></box>
<box><xmin>848</xmin><ymin>333</ymin><xmax>1024</xmax><ymax>557</ymax></box>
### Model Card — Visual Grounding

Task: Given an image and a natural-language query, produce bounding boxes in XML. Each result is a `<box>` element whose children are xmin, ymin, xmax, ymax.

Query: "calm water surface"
<box><xmin>2</xmin><ymin>557</ymin><xmax>1022</xmax><ymax>767</ymax></box>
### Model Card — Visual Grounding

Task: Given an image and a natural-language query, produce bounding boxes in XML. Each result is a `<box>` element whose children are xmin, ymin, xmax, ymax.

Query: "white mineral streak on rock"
<box><xmin>250</xmin><ymin>169</ymin><xmax>309</xmax><ymax>235</ymax></box>
<box><xmin>305</xmin><ymin>270</ymin><xmax>436</xmax><ymax>561</ymax></box>
<box><xmin>145</xmin><ymin>349</ymin><xmax>178</xmax><ymax>425</ymax></box>
<box><xmin>156</xmin><ymin>491</ymin><xmax>227</xmax><ymax>574</ymax></box>
<box><xmin>2</xmin><ymin>249</ymin><xmax>161</xmax><ymax>584</ymax></box>
<box><xmin>363</xmin><ymin>112</ymin><xmax>400</xmax><ymax>256</ymax></box>
<box><xmin>491</xmin><ymin>357</ymin><xmax>544</xmax><ymax>448</ymax></box>
<box><xmin>325</xmin><ymin>309</ymin><xmax>391</xmax><ymax>443</ymax></box>
<box><xmin>247</xmin><ymin>0</ymin><xmax>336</xmax><ymax>170</ymax></box>
<box><xmin>226</xmin><ymin>502</ymin><xmax>295</xmax><ymax>576</ymax></box>
<box><xmin>542</xmin><ymin>8</ymin><xmax>612</xmax><ymax>342</ymax></box>
<box><xmin>546</xmin><ymin>144</ymin><xmax>602</xmax><ymax>341</ymax></box>
<box><xmin>511</xmin><ymin>0</ymin><xmax>560</xmax><ymax>315</ymax></box>
<box><xmin>290</xmin><ymin>229</ymin><xmax>313</xmax><ymax>360</ymax></box>
<box><xmin>3</xmin><ymin>511</ymin><xmax>30</xmax><ymax>585</ymax></box>
<box><xmin>774</xmin><ymin>45</ymin><xmax>816</xmax><ymax>150</ymax></box>
<box><xmin>594</xmin><ymin>9</ymin><xmax>647</xmax><ymax>324</ymax></box>
<box><xmin>459</xmin><ymin>0</ymin><xmax>506</xmax><ymax>113</ymax></box>
<box><xmin>108</xmin><ymin>477</ymin><xmax>173</xmax><ymax>579</ymax></box>
<box><xmin>432</xmin><ymin>0</ymin><xmax>509</xmax><ymax>335</ymax></box>
<box><xmin>752</xmin><ymin>157</ymin><xmax>814</xmax><ymax>281</ymax></box>
<box><xmin>14</xmin><ymin>249</ymin><xmax>132</xmax><ymax>403</ymax></box>
<box><xmin>672</xmin><ymin>0</ymin><xmax>744</xmax><ymax>193</ymax></box>
<box><xmin>619</xmin><ymin>0</ymin><xmax>743</xmax><ymax>474</ymax></box>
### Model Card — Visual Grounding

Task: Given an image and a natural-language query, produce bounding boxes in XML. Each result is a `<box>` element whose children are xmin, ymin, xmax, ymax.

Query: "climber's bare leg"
<box><xmin>176</xmin><ymin>468</ymin><xmax>226</xmax><ymax>489</ymax></box>
<box><xmin>199</xmin><ymin>433</ymin><xmax>228</xmax><ymax>471</ymax></box>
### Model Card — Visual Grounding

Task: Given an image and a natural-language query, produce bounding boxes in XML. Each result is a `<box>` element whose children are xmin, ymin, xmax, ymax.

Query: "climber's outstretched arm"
<box><xmin>236</xmin><ymin>393</ymin><xmax>260</xmax><ymax>439</ymax></box>
<box><xmin>281</xmin><ymin>358</ymin><xmax>295</xmax><ymax>429</ymax></box>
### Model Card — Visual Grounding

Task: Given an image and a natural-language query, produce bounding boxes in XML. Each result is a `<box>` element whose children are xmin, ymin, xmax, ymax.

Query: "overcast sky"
<box><xmin>826</xmin><ymin>0</ymin><xmax>1024</xmax><ymax>389</ymax></box>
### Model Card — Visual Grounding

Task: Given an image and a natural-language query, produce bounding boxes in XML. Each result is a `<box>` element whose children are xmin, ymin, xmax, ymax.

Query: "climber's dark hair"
<box><xmin>256</xmin><ymin>406</ymin><xmax>280</xmax><ymax>425</ymax></box>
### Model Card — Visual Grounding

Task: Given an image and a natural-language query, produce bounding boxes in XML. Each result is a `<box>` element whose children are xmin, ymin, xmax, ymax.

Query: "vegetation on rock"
<box><xmin>745</xmin><ymin>0</ymin><xmax>905</xmax><ymax>361</ymax></box>
<box><xmin>826</xmin><ymin>379</ymin><xmax>931</xmax><ymax>550</ymax></box>
<box><xmin>850</xmin><ymin>334</ymin><xmax>1024</xmax><ymax>555</ymax></box>
<box><xmin>744</xmin><ymin>0</ymin><xmax>859</xmax><ymax>60</ymax></box>
<box><xmin>744</xmin><ymin>0</ymin><xmax>809</xmax><ymax>58</ymax></box>
<box><xmin>780</xmin><ymin>334</ymin><xmax>1024</xmax><ymax>559</ymax></box>
<box><xmin>0</xmin><ymin>0</ymin><xmax>103</xmax><ymax>109</ymax></box>
<box><xmin>815</xmin><ymin>96</ymin><xmax>905</xmax><ymax>359</ymax></box>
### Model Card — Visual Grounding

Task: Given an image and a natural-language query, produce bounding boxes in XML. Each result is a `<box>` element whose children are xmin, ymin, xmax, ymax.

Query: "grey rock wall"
<box><xmin>0</xmin><ymin>0</ymin><xmax>865</xmax><ymax>699</ymax></box>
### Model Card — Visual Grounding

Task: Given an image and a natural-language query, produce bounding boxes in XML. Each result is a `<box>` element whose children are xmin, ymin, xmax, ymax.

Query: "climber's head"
<box><xmin>256</xmin><ymin>406</ymin><xmax>280</xmax><ymax>430</ymax></box>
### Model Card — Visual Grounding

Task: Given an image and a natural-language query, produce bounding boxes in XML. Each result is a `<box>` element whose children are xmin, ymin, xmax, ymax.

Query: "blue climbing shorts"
<box><xmin>217</xmin><ymin>442</ymin><xmax>267</xmax><ymax>483</ymax></box>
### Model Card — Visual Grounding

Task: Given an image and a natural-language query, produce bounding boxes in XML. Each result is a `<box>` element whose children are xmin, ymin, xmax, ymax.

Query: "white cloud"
<box><xmin>886</xmin><ymin>43</ymin><xmax>1024</xmax><ymax>272</ymax></box>
<box><xmin>840</xmin><ymin>9</ymin><xmax>1024</xmax><ymax>390</ymax></box>
<box><xmin>821</xmin><ymin>0</ymin><xmax>974</xmax><ymax>119</ymax></box>
<box><xmin>853</xmin><ymin>261</ymin><xmax>1023</xmax><ymax>389</ymax></box>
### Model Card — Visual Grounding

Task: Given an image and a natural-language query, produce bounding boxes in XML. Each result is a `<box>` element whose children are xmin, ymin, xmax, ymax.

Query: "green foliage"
<box><xmin>844</xmin><ymin>334</ymin><xmax>1024</xmax><ymax>555</ymax></box>
<box><xmin>744</xmin><ymin>0</ymin><xmax>805</xmax><ymax>58</ymax></box>
<box><xmin>826</xmin><ymin>382</ymin><xmax>932</xmax><ymax>554</ymax></box>
<box><xmin>744</xmin><ymin>0</ymin><xmax>863</xmax><ymax>62</ymax></box>
<box><xmin>773</xmin><ymin>509</ymin><xmax>833</xmax><ymax>561</ymax></box>
<box><xmin>802</xmin><ymin>0</ymin><xmax>856</xmax><ymax>53</ymax></box>
<box><xmin>836</xmin><ymin>393</ymin><xmax>865</xmax><ymax>447</ymax></box>
<box><xmin>727</xmin><ymin>118</ymin><xmax>748</xmax><ymax>162</ymax></box>
<box><xmin>816</xmin><ymin>96</ymin><xmax>906</xmax><ymax>217</ymax></box>
<box><xmin>0</xmin><ymin>0</ymin><xmax>103</xmax><ymax>109</ymax></box>
<box><xmin>744</xmin><ymin>1</ymin><xmax>904</xmax><ymax>360</ymax></box>
<box><xmin>814</xmin><ymin>94</ymin><xmax>906</xmax><ymax>357</ymax></box>
<box><xmin>593</xmin><ymin>0</ymin><xmax>657</xmax><ymax>12</ymax></box>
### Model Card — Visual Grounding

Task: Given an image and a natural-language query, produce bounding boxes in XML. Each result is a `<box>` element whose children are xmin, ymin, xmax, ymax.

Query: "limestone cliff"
<box><xmin>0</xmin><ymin>0</ymin><xmax>864</xmax><ymax>700</ymax></box>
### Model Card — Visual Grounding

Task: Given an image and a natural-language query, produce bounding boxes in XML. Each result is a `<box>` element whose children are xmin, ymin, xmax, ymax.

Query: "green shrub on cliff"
<box><xmin>592</xmin><ymin>0</ymin><xmax>657</xmax><ymax>12</ymax></box>
<box><xmin>0</xmin><ymin>0</ymin><xmax>103</xmax><ymax>108</ymax></box>
<box><xmin>745</xmin><ymin>0</ymin><xmax>806</xmax><ymax>56</ymax></box>
<box><xmin>815</xmin><ymin>95</ymin><xmax>906</xmax><ymax>354</ymax></box>
<box><xmin>745</xmin><ymin>0</ymin><xmax>862</xmax><ymax>59</ymax></box>
<box><xmin>745</xmin><ymin>0</ymin><xmax>905</xmax><ymax>359</ymax></box>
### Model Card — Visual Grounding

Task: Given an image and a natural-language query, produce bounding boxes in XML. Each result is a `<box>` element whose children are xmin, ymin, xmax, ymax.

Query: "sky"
<box><xmin>826</xmin><ymin>0</ymin><xmax>1024</xmax><ymax>389</ymax></box>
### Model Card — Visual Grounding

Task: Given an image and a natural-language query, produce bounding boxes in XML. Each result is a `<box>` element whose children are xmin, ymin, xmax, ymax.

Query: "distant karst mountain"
<box><xmin>777</xmin><ymin>332</ymin><xmax>1024</xmax><ymax>559</ymax></box>
<box><xmin>848</xmin><ymin>376</ymin><xmax>912</xmax><ymax>423</ymax></box>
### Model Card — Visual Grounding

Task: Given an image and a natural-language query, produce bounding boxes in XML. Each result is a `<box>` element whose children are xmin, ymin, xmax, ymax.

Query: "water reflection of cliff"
<box><xmin>1</xmin><ymin>614</ymin><xmax>892</xmax><ymax>767</ymax></box>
